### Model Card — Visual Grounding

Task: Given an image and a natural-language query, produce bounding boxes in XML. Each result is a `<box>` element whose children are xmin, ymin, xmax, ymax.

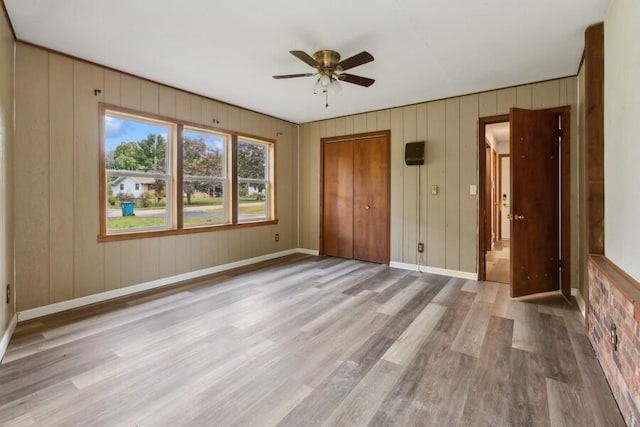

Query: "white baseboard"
<box><xmin>572</xmin><ymin>288</ymin><xmax>586</xmax><ymax>318</ymax></box>
<box><xmin>296</xmin><ymin>248</ymin><xmax>320</xmax><ymax>256</ymax></box>
<box><xmin>17</xmin><ymin>248</ymin><xmax>318</xmax><ymax>322</ymax></box>
<box><xmin>0</xmin><ymin>313</ymin><xmax>18</xmax><ymax>362</ymax></box>
<box><xmin>389</xmin><ymin>262</ymin><xmax>478</xmax><ymax>281</ymax></box>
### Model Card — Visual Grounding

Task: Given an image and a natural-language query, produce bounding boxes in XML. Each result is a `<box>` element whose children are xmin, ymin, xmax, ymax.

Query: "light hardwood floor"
<box><xmin>0</xmin><ymin>255</ymin><xmax>625</xmax><ymax>426</ymax></box>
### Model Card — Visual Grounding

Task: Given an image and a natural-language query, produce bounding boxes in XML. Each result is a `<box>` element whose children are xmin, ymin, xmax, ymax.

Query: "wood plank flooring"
<box><xmin>0</xmin><ymin>255</ymin><xmax>625</xmax><ymax>426</ymax></box>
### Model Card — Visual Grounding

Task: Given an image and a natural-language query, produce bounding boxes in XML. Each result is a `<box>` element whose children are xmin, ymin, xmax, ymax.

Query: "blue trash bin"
<box><xmin>121</xmin><ymin>202</ymin><xmax>135</xmax><ymax>216</ymax></box>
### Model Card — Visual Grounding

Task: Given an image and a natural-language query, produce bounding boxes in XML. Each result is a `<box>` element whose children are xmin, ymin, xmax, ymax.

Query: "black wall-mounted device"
<box><xmin>405</xmin><ymin>141</ymin><xmax>425</xmax><ymax>165</ymax></box>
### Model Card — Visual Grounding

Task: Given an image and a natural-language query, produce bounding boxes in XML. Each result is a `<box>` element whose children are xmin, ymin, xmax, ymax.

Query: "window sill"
<box><xmin>98</xmin><ymin>219</ymin><xmax>278</xmax><ymax>243</ymax></box>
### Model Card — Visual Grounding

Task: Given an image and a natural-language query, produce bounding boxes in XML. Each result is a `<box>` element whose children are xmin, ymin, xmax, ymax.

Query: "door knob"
<box><xmin>507</xmin><ymin>213</ymin><xmax>525</xmax><ymax>221</ymax></box>
<box><xmin>365</xmin><ymin>205</ymin><xmax>370</xmax><ymax>210</ymax></box>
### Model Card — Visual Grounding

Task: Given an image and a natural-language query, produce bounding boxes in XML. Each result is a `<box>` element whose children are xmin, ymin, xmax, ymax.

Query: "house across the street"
<box><xmin>111</xmin><ymin>176</ymin><xmax>157</xmax><ymax>198</ymax></box>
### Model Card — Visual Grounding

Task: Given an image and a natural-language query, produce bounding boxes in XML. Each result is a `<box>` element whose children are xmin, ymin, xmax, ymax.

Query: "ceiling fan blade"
<box><xmin>337</xmin><ymin>51</ymin><xmax>374</xmax><ymax>71</ymax></box>
<box><xmin>338</xmin><ymin>73</ymin><xmax>375</xmax><ymax>87</ymax></box>
<box><xmin>273</xmin><ymin>73</ymin><xmax>314</xmax><ymax>79</ymax></box>
<box><xmin>290</xmin><ymin>50</ymin><xmax>319</xmax><ymax>68</ymax></box>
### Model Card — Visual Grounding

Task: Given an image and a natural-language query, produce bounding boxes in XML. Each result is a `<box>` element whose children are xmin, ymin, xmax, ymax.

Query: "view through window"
<box><xmin>238</xmin><ymin>138</ymin><xmax>271</xmax><ymax>222</ymax></box>
<box><xmin>101</xmin><ymin>106</ymin><xmax>275</xmax><ymax>239</ymax></box>
<box><xmin>105</xmin><ymin>113</ymin><xmax>172</xmax><ymax>232</ymax></box>
<box><xmin>183</xmin><ymin>128</ymin><xmax>228</xmax><ymax>226</ymax></box>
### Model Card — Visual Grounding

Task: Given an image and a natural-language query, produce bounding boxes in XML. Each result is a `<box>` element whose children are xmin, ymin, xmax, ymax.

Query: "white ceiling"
<box><xmin>4</xmin><ymin>0</ymin><xmax>611</xmax><ymax>124</ymax></box>
<box><xmin>487</xmin><ymin>122</ymin><xmax>510</xmax><ymax>146</ymax></box>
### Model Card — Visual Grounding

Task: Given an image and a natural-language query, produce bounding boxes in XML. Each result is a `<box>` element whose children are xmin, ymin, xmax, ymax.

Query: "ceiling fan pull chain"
<box><xmin>325</xmin><ymin>92</ymin><xmax>329</xmax><ymax>108</ymax></box>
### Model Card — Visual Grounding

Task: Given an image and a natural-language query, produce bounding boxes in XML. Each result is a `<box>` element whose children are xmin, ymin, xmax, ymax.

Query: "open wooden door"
<box><xmin>510</xmin><ymin>108</ymin><xmax>560</xmax><ymax>297</ymax></box>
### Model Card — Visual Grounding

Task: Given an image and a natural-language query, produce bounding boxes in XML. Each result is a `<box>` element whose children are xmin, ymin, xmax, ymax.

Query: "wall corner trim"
<box><xmin>17</xmin><ymin>248</ymin><xmax>319</xmax><ymax>322</ymax></box>
<box><xmin>0</xmin><ymin>314</ymin><xmax>18</xmax><ymax>362</ymax></box>
<box><xmin>572</xmin><ymin>288</ymin><xmax>586</xmax><ymax>318</ymax></box>
<box><xmin>389</xmin><ymin>262</ymin><xmax>478</xmax><ymax>281</ymax></box>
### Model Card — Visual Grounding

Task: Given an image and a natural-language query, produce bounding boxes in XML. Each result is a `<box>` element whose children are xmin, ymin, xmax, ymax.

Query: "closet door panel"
<box><xmin>353</xmin><ymin>136</ymin><xmax>390</xmax><ymax>263</ymax></box>
<box><xmin>323</xmin><ymin>141</ymin><xmax>354</xmax><ymax>259</ymax></box>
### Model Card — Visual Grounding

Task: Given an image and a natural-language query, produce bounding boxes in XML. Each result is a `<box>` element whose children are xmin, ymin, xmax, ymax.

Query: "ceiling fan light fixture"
<box><xmin>320</xmin><ymin>74</ymin><xmax>331</xmax><ymax>87</ymax></box>
<box><xmin>328</xmin><ymin>77</ymin><xmax>342</xmax><ymax>95</ymax></box>
<box><xmin>313</xmin><ymin>78</ymin><xmax>324</xmax><ymax>94</ymax></box>
<box><xmin>313</xmin><ymin>74</ymin><xmax>332</xmax><ymax>94</ymax></box>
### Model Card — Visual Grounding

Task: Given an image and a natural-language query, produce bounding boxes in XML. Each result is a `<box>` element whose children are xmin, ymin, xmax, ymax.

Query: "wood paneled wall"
<box><xmin>585</xmin><ymin>23</ymin><xmax>605</xmax><ymax>256</ymax></box>
<box><xmin>14</xmin><ymin>43</ymin><xmax>298</xmax><ymax>311</ymax></box>
<box><xmin>0</xmin><ymin>9</ymin><xmax>15</xmax><ymax>335</ymax></box>
<box><xmin>299</xmin><ymin>78</ymin><xmax>580</xmax><ymax>279</ymax></box>
<box><xmin>577</xmin><ymin>63</ymin><xmax>589</xmax><ymax>303</ymax></box>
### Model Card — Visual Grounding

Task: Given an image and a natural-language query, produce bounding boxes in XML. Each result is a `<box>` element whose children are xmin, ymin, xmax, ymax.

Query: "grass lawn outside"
<box><xmin>107</xmin><ymin>216</ymin><xmax>166</xmax><ymax>229</ymax></box>
<box><xmin>239</xmin><ymin>202</ymin><xmax>266</xmax><ymax>216</ymax></box>
<box><xmin>112</xmin><ymin>196</ymin><xmax>260</xmax><ymax>210</ymax></box>
<box><xmin>107</xmin><ymin>200</ymin><xmax>266</xmax><ymax>230</ymax></box>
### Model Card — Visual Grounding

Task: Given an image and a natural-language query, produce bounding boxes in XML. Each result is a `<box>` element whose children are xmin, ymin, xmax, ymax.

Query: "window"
<box><xmin>100</xmin><ymin>104</ymin><xmax>275</xmax><ymax>240</ymax></box>
<box><xmin>104</xmin><ymin>111</ymin><xmax>172</xmax><ymax>233</ymax></box>
<box><xmin>238</xmin><ymin>138</ymin><xmax>272</xmax><ymax>222</ymax></box>
<box><xmin>183</xmin><ymin>128</ymin><xmax>229</xmax><ymax>226</ymax></box>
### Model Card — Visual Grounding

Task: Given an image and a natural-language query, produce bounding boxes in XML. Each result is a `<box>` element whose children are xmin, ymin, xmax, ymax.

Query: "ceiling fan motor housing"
<box><xmin>313</xmin><ymin>50</ymin><xmax>342</xmax><ymax>73</ymax></box>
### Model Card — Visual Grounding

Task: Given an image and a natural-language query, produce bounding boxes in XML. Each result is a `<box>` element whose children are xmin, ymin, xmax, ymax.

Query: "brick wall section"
<box><xmin>588</xmin><ymin>256</ymin><xmax>640</xmax><ymax>427</ymax></box>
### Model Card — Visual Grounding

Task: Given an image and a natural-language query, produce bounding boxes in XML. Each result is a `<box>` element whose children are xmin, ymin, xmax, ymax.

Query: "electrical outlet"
<box><xmin>417</xmin><ymin>243</ymin><xmax>424</xmax><ymax>253</ymax></box>
<box><xmin>6</xmin><ymin>284</ymin><xmax>10</xmax><ymax>305</ymax></box>
<box><xmin>275</xmin><ymin>233</ymin><xmax>280</xmax><ymax>242</ymax></box>
<box><xmin>610</xmin><ymin>324</ymin><xmax>618</xmax><ymax>351</ymax></box>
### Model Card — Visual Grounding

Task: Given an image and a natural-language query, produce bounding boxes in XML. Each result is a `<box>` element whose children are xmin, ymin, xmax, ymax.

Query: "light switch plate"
<box><xmin>470</xmin><ymin>185</ymin><xmax>477</xmax><ymax>195</ymax></box>
<box><xmin>431</xmin><ymin>184</ymin><xmax>438</xmax><ymax>195</ymax></box>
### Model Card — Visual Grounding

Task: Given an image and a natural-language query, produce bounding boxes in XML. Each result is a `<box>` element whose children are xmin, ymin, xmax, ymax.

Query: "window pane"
<box><xmin>105</xmin><ymin>114</ymin><xmax>169</xmax><ymax>173</ymax></box>
<box><xmin>107</xmin><ymin>177</ymin><xmax>169</xmax><ymax>232</ymax></box>
<box><xmin>238</xmin><ymin>140</ymin><xmax>267</xmax><ymax>179</ymax></box>
<box><xmin>183</xmin><ymin>180</ymin><xmax>226</xmax><ymax>226</ymax></box>
<box><xmin>183</xmin><ymin>129</ymin><xmax>225</xmax><ymax>177</ymax></box>
<box><xmin>182</xmin><ymin>128</ymin><xmax>227</xmax><ymax>227</ymax></box>
<box><xmin>238</xmin><ymin>180</ymin><xmax>267</xmax><ymax>221</ymax></box>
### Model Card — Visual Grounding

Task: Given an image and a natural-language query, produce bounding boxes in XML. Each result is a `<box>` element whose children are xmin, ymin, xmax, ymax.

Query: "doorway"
<box><xmin>485</xmin><ymin>121</ymin><xmax>511</xmax><ymax>284</ymax></box>
<box><xmin>320</xmin><ymin>130</ymin><xmax>391</xmax><ymax>264</ymax></box>
<box><xmin>478</xmin><ymin>107</ymin><xmax>571</xmax><ymax>298</ymax></box>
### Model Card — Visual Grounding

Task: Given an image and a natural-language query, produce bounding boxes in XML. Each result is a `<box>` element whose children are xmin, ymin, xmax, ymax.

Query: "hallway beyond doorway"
<box><xmin>486</xmin><ymin>240</ymin><xmax>510</xmax><ymax>283</ymax></box>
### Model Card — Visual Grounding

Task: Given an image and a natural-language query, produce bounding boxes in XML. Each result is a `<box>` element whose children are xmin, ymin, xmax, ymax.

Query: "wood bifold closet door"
<box><xmin>322</xmin><ymin>133</ymin><xmax>390</xmax><ymax>264</ymax></box>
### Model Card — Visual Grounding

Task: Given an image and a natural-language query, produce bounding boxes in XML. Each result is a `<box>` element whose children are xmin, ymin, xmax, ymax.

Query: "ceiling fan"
<box><xmin>273</xmin><ymin>50</ymin><xmax>375</xmax><ymax>106</ymax></box>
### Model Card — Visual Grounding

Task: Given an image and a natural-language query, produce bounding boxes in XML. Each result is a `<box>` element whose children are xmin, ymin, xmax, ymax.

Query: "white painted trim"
<box><xmin>390</xmin><ymin>262</ymin><xmax>478</xmax><ymax>281</ymax></box>
<box><xmin>296</xmin><ymin>248</ymin><xmax>320</xmax><ymax>256</ymax></box>
<box><xmin>572</xmin><ymin>288</ymin><xmax>586</xmax><ymax>318</ymax></box>
<box><xmin>17</xmin><ymin>248</ymin><xmax>317</xmax><ymax>322</ymax></box>
<box><xmin>0</xmin><ymin>314</ymin><xmax>18</xmax><ymax>362</ymax></box>
<box><xmin>296</xmin><ymin>125</ymin><xmax>300</xmax><ymax>249</ymax></box>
